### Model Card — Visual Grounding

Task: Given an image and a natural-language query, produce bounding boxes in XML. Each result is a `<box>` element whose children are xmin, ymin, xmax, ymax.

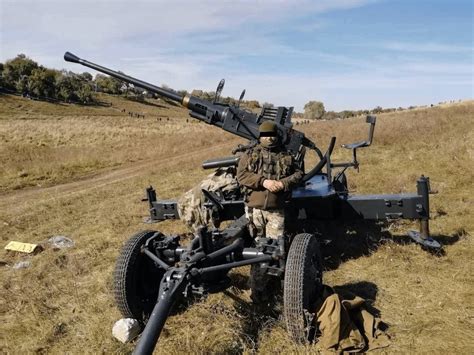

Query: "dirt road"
<box><xmin>0</xmin><ymin>141</ymin><xmax>237</xmax><ymax>214</ymax></box>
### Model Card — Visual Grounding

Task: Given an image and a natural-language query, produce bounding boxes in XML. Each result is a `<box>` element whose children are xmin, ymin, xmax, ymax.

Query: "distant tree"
<box><xmin>28</xmin><ymin>67</ymin><xmax>57</xmax><ymax>98</ymax></box>
<box><xmin>2</xmin><ymin>54</ymin><xmax>38</xmax><ymax>91</ymax></box>
<box><xmin>94</xmin><ymin>74</ymin><xmax>122</xmax><ymax>94</ymax></box>
<box><xmin>191</xmin><ymin>89</ymin><xmax>203</xmax><ymax>97</ymax></box>
<box><xmin>339</xmin><ymin>110</ymin><xmax>355</xmax><ymax>119</ymax></box>
<box><xmin>246</xmin><ymin>100</ymin><xmax>261</xmax><ymax>109</ymax></box>
<box><xmin>56</xmin><ymin>71</ymin><xmax>80</xmax><ymax>102</ymax></box>
<box><xmin>262</xmin><ymin>102</ymin><xmax>274</xmax><ymax>108</ymax></box>
<box><xmin>204</xmin><ymin>91</ymin><xmax>216</xmax><ymax>101</ymax></box>
<box><xmin>17</xmin><ymin>75</ymin><xmax>30</xmax><ymax>95</ymax></box>
<box><xmin>304</xmin><ymin>100</ymin><xmax>325</xmax><ymax>120</ymax></box>
<box><xmin>353</xmin><ymin>110</ymin><xmax>368</xmax><ymax>116</ymax></box>
<box><xmin>0</xmin><ymin>63</ymin><xmax>4</xmax><ymax>88</ymax></box>
<box><xmin>56</xmin><ymin>79</ymin><xmax>73</xmax><ymax>102</ymax></box>
<box><xmin>323</xmin><ymin>111</ymin><xmax>338</xmax><ymax>120</ymax></box>
<box><xmin>372</xmin><ymin>106</ymin><xmax>383</xmax><ymax>114</ymax></box>
<box><xmin>219</xmin><ymin>96</ymin><xmax>229</xmax><ymax>104</ymax></box>
<box><xmin>76</xmin><ymin>82</ymin><xmax>94</xmax><ymax>103</ymax></box>
<box><xmin>80</xmin><ymin>72</ymin><xmax>93</xmax><ymax>82</ymax></box>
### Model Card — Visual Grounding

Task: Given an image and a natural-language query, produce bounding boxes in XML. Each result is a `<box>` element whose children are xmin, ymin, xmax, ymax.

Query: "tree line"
<box><xmin>300</xmin><ymin>101</ymin><xmax>413</xmax><ymax>121</ymax></box>
<box><xmin>0</xmin><ymin>54</ymin><xmax>265</xmax><ymax>109</ymax></box>
<box><xmin>0</xmin><ymin>54</ymin><xmax>148</xmax><ymax>104</ymax></box>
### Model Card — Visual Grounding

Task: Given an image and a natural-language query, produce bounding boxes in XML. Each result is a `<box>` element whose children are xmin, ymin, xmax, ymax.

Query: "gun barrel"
<box><xmin>63</xmin><ymin>52</ymin><xmax>305</xmax><ymax>146</ymax></box>
<box><xmin>64</xmin><ymin>51</ymin><xmax>183</xmax><ymax>103</ymax></box>
<box><xmin>202</xmin><ymin>156</ymin><xmax>240</xmax><ymax>170</ymax></box>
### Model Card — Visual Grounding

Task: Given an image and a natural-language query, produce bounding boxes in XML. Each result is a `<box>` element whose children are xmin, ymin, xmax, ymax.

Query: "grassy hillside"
<box><xmin>0</xmin><ymin>93</ymin><xmax>242</xmax><ymax>192</ymax></box>
<box><xmin>0</xmin><ymin>93</ymin><xmax>473</xmax><ymax>354</ymax></box>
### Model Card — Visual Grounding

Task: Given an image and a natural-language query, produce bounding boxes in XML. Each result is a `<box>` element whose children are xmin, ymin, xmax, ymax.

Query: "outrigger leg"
<box><xmin>408</xmin><ymin>175</ymin><xmax>441</xmax><ymax>249</ymax></box>
<box><xmin>133</xmin><ymin>269</ymin><xmax>188</xmax><ymax>355</ymax></box>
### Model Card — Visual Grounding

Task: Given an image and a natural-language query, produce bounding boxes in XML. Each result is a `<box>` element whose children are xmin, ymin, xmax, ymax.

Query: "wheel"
<box><xmin>283</xmin><ymin>233</ymin><xmax>323</xmax><ymax>343</ymax></box>
<box><xmin>113</xmin><ymin>230</ymin><xmax>166</xmax><ymax>324</ymax></box>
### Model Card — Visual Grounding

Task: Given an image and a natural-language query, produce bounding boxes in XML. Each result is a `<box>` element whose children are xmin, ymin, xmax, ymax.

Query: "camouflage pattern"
<box><xmin>178</xmin><ymin>167</ymin><xmax>239</xmax><ymax>232</ymax></box>
<box><xmin>248</xmin><ymin>146</ymin><xmax>294</xmax><ymax>181</ymax></box>
<box><xmin>237</xmin><ymin>145</ymin><xmax>303</xmax><ymax>210</ymax></box>
<box><xmin>245</xmin><ymin>206</ymin><xmax>285</xmax><ymax>239</ymax></box>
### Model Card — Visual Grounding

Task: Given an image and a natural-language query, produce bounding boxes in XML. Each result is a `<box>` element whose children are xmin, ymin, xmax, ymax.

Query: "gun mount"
<box><xmin>65</xmin><ymin>52</ymin><xmax>441</xmax><ymax>354</ymax></box>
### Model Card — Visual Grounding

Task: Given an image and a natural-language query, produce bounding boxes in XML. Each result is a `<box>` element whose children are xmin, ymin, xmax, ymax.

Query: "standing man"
<box><xmin>236</xmin><ymin>120</ymin><xmax>303</xmax><ymax>303</ymax></box>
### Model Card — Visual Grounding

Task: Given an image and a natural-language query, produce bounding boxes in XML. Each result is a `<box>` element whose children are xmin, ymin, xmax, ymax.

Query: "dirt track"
<box><xmin>0</xmin><ymin>141</ymin><xmax>236</xmax><ymax>214</ymax></box>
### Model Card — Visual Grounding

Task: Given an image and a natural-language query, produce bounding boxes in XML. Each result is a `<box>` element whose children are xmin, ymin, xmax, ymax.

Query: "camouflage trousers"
<box><xmin>244</xmin><ymin>206</ymin><xmax>285</xmax><ymax>303</ymax></box>
<box><xmin>244</xmin><ymin>206</ymin><xmax>285</xmax><ymax>239</ymax></box>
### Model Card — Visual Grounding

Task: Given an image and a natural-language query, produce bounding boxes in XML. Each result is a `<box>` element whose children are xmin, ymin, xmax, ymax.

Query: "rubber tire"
<box><xmin>113</xmin><ymin>230</ymin><xmax>166</xmax><ymax>324</ymax></box>
<box><xmin>283</xmin><ymin>233</ymin><xmax>323</xmax><ymax>344</ymax></box>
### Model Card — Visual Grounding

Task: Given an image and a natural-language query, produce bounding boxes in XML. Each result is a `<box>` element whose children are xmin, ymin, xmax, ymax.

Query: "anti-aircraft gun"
<box><xmin>65</xmin><ymin>52</ymin><xmax>440</xmax><ymax>355</ymax></box>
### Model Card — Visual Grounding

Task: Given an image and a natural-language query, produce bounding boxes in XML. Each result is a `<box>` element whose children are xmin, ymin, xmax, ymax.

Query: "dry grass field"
<box><xmin>0</xmin><ymin>92</ymin><xmax>473</xmax><ymax>354</ymax></box>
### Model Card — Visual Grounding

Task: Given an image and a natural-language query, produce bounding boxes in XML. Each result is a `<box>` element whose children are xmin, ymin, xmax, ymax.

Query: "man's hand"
<box><xmin>274</xmin><ymin>180</ymin><xmax>284</xmax><ymax>191</ymax></box>
<box><xmin>263</xmin><ymin>179</ymin><xmax>284</xmax><ymax>193</ymax></box>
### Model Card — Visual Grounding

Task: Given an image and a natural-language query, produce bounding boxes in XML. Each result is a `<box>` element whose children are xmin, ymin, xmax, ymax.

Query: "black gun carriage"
<box><xmin>65</xmin><ymin>52</ymin><xmax>440</xmax><ymax>355</ymax></box>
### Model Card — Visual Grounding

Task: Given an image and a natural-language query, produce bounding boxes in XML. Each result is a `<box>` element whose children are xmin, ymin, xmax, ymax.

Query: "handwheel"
<box><xmin>283</xmin><ymin>233</ymin><xmax>323</xmax><ymax>343</ymax></box>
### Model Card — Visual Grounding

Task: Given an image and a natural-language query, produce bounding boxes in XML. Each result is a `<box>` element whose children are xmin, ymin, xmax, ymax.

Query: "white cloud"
<box><xmin>0</xmin><ymin>0</ymin><xmax>373</xmax><ymax>71</ymax></box>
<box><xmin>382</xmin><ymin>41</ymin><xmax>472</xmax><ymax>53</ymax></box>
<box><xmin>1</xmin><ymin>0</ymin><xmax>371</xmax><ymax>45</ymax></box>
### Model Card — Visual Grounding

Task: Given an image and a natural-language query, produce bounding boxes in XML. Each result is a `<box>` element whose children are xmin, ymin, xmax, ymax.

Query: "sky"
<box><xmin>0</xmin><ymin>0</ymin><xmax>472</xmax><ymax>111</ymax></box>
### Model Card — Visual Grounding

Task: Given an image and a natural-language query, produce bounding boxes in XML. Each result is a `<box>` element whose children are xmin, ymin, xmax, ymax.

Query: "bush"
<box><xmin>95</xmin><ymin>74</ymin><xmax>122</xmax><ymax>94</ymax></box>
<box><xmin>28</xmin><ymin>68</ymin><xmax>57</xmax><ymax>98</ymax></box>
<box><xmin>372</xmin><ymin>106</ymin><xmax>383</xmax><ymax>114</ymax></box>
<box><xmin>246</xmin><ymin>100</ymin><xmax>261</xmax><ymax>109</ymax></box>
<box><xmin>304</xmin><ymin>100</ymin><xmax>325</xmax><ymax>120</ymax></box>
<box><xmin>77</xmin><ymin>82</ymin><xmax>94</xmax><ymax>103</ymax></box>
<box><xmin>323</xmin><ymin>111</ymin><xmax>338</xmax><ymax>120</ymax></box>
<box><xmin>1</xmin><ymin>54</ymin><xmax>38</xmax><ymax>91</ymax></box>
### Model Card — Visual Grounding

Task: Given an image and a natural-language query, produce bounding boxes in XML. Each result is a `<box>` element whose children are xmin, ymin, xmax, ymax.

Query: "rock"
<box><xmin>112</xmin><ymin>318</ymin><xmax>141</xmax><ymax>343</ymax></box>
<box><xmin>48</xmin><ymin>236</ymin><xmax>74</xmax><ymax>249</ymax></box>
<box><xmin>13</xmin><ymin>260</ymin><xmax>31</xmax><ymax>269</ymax></box>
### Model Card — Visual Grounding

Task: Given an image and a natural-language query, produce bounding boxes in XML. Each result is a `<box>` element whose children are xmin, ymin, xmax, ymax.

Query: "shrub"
<box><xmin>304</xmin><ymin>100</ymin><xmax>325</xmax><ymax>120</ymax></box>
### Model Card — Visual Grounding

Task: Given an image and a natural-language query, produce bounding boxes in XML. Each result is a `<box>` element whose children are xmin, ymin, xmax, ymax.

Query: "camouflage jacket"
<box><xmin>236</xmin><ymin>145</ymin><xmax>303</xmax><ymax>210</ymax></box>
